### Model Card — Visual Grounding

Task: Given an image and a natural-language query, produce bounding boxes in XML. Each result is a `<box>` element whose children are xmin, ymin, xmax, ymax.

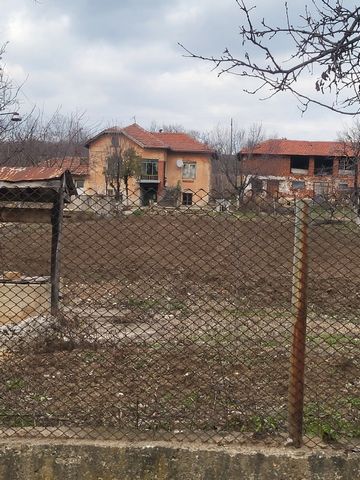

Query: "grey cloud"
<box><xmin>0</xmin><ymin>0</ymin><xmax>347</xmax><ymax>141</ymax></box>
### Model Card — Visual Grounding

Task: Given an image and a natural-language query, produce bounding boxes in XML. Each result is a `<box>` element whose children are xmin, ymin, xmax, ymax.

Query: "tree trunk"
<box><xmin>124</xmin><ymin>176</ymin><xmax>129</xmax><ymax>205</ymax></box>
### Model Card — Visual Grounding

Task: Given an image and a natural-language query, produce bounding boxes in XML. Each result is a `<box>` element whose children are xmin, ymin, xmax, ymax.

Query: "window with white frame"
<box><xmin>182</xmin><ymin>162</ymin><xmax>196</xmax><ymax>180</ymax></box>
<box><xmin>75</xmin><ymin>179</ymin><xmax>85</xmax><ymax>189</ymax></box>
<box><xmin>338</xmin><ymin>157</ymin><xmax>355</xmax><ymax>173</ymax></box>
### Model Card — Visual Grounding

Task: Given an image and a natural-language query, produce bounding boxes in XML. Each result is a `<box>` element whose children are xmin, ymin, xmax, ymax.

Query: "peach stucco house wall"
<box><xmin>84</xmin><ymin>124</ymin><xmax>213</xmax><ymax>207</ymax></box>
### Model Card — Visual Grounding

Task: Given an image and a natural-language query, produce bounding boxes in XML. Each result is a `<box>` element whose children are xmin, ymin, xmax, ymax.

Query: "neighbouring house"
<box><xmin>81</xmin><ymin>123</ymin><xmax>213</xmax><ymax>206</ymax></box>
<box><xmin>239</xmin><ymin>139</ymin><xmax>357</xmax><ymax>198</ymax></box>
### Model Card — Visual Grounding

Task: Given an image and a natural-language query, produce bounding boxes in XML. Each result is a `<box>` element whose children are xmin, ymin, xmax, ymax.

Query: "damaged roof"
<box><xmin>240</xmin><ymin>139</ymin><xmax>353</xmax><ymax>157</ymax></box>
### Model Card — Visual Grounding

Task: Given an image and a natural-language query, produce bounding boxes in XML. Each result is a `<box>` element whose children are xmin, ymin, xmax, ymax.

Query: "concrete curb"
<box><xmin>0</xmin><ymin>439</ymin><xmax>358</xmax><ymax>479</ymax></box>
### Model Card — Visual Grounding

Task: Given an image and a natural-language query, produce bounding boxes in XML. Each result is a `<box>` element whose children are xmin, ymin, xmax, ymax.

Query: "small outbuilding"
<box><xmin>0</xmin><ymin>167</ymin><xmax>76</xmax><ymax>319</ymax></box>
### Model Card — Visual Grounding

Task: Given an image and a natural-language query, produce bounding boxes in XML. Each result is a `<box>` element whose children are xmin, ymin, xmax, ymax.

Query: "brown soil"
<box><xmin>0</xmin><ymin>207</ymin><xmax>358</xmax><ymax>448</ymax></box>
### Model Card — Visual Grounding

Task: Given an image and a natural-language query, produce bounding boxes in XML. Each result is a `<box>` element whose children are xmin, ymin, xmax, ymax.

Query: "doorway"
<box><xmin>140</xmin><ymin>183</ymin><xmax>158</xmax><ymax>206</ymax></box>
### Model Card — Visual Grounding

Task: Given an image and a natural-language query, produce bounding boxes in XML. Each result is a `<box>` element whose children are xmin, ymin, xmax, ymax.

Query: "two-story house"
<box><xmin>83</xmin><ymin>123</ymin><xmax>212</xmax><ymax>206</ymax></box>
<box><xmin>239</xmin><ymin>139</ymin><xmax>356</xmax><ymax>198</ymax></box>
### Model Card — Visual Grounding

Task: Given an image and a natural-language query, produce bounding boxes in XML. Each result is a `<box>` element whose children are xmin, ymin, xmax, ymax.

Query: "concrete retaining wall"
<box><xmin>0</xmin><ymin>440</ymin><xmax>358</xmax><ymax>479</ymax></box>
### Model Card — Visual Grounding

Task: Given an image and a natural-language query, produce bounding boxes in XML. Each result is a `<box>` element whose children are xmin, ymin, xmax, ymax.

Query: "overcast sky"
<box><xmin>0</xmin><ymin>0</ymin><xmax>355</xmax><ymax>140</ymax></box>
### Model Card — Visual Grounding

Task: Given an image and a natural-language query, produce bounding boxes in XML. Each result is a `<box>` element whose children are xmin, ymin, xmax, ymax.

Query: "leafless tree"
<box><xmin>0</xmin><ymin>45</ymin><xmax>21</xmax><ymax>141</ymax></box>
<box><xmin>104</xmin><ymin>142</ymin><xmax>141</xmax><ymax>201</ymax></box>
<box><xmin>0</xmin><ymin>110</ymin><xmax>91</xmax><ymax>167</ymax></box>
<box><xmin>181</xmin><ymin>1</ymin><xmax>360</xmax><ymax>115</ymax></box>
<box><xmin>149</xmin><ymin>121</ymin><xmax>201</xmax><ymax>141</ymax></box>
<box><xmin>209</xmin><ymin>122</ymin><xmax>265</xmax><ymax>202</ymax></box>
<box><xmin>338</xmin><ymin>120</ymin><xmax>360</xmax><ymax>216</ymax></box>
<box><xmin>0</xmin><ymin>39</ymin><xmax>91</xmax><ymax>168</ymax></box>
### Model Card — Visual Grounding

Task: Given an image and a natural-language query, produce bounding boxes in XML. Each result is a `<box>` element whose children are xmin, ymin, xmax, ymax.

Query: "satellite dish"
<box><xmin>176</xmin><ymin>159</ymin><xmax>184</xmax><ymax>168</ymax></box>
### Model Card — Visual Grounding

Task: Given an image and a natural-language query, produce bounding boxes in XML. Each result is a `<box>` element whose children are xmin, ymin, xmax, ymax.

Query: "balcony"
<box><xmin>139</xmin><ymin>173</ymin><xmax>159</xmax><ymax>182</ymax></box>
<box><xmin>140</xmin><ymin>160</ymin><xmax>159</xmax><ymax>183</ymax></box>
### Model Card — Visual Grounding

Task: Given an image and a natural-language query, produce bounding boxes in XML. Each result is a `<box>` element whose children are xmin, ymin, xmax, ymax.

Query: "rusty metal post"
<box><xmin>288</xmin><ymin>199</ymin><xmax>309</xmax><ymax>447</ymax></box>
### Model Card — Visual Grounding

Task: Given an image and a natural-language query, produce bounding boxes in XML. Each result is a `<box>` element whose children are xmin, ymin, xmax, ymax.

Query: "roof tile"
<box><xmin>86</xmin><ymin>123</ymin><xmax>212</xmax><ymax>153</ymax></box>
<box><xmin>241</xmin><ymin>139</ymin><xmax>352</xmax><ymax>157</ymax></box>
<box><xmin>152</xmin><ymin>132</ymin><xmax>212</xmax><ymax>153</ymax></box>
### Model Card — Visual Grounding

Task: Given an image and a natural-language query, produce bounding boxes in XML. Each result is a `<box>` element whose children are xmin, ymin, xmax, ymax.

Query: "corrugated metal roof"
<box><xmin>0</xmin><ymin>167</ymin><xmax>77</xmax><ymax>202</ymax></box>
<box><xmin>0</xmin><ymin>166</ymin><xmax>67</xmax><ymax>182</ymax></box>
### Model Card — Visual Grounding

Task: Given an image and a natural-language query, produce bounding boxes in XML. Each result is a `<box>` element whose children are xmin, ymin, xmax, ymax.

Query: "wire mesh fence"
<box><xmin>0</xmin><ymin>187</ymin><xmax>358</xmax><ymax>450</ymax></box>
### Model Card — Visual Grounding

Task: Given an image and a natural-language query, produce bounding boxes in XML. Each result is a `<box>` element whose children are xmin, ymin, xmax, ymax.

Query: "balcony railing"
<box><xmin>139</xmin><ymin>174</ymin><xmax>159</xmax><ymax>181</ymax></box>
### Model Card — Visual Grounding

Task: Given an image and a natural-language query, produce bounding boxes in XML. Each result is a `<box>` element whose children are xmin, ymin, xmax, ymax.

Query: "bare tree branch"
<box><xmin>180</xmin><ymin>0</ymin><xmax>360</xmax><ymax>115</ymax></box>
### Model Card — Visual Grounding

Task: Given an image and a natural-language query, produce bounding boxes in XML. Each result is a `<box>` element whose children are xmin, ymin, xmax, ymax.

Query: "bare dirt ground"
<box><xmin>0</xmin><ymin>206</ymin><xmax>358</xmax><ymax>448</ymax></box>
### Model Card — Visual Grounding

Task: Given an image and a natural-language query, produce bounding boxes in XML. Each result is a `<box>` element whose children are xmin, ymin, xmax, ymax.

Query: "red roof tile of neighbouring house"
<box><xmin>85</xmin><ymin>123</ymin><xmax>212</xmax><ymax>153</ymax></box>
<box><xmin>39</xmin><ymin>157</ymin><xmax>89</xmax><ymax>176</ymax></box>
<box><xmin>152</xmin><ymin>132</ymin><xmax>212</xmax><ymax>153</ymax></box>
<box><xmin>240</xmin><ymin>139</ymin><xmax>352</xmax><ymax>157</ymax></box>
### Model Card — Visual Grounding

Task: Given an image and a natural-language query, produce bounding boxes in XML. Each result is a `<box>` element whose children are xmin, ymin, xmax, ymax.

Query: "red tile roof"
<box><xmin>152</xmin><ymin>131</ymin><xmax>212</xmax><ymax>153</ymax></box>
<box><xmin>122</xmin><ymin>124</ymin><xmax>166</xmax><ymax>148</ymax></box>
<box><xmin>86</xmin><ymin>123</ymin><xmax>212</xmax><ymax>153</ymax></box>
<box><xmin>40</xmin><ymin>157</ymin><xmax>89</xmax><ymax>176</ymax></box>
<box><xmin>241</xmin><ymin>139</ymin><xmax>352</xmax><ymax>157</ymax></box>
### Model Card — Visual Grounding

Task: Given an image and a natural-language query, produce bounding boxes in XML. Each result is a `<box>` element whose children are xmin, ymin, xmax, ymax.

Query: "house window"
<box><xmin>75</xmin><ymin>179</ymin><xmax>85</xmax><ymax>189</ymax></box>
<box><xmin>338</xmin><ymin>157</ymin><xmax>355</xmax><ymax>173</ymax></box>
<box><xmin>314</xmin><ymin>156</ymin><xmax>333</xmax><ymax>175</ymax></box>
<box><xmin>290</xmin><ymin>156</ymin><xmax>309</xmax><ymax>174</ymax></box>
<box><xmin>182</xmin><ymin>192</ymin><xmax>193</xmax><ymax>205</ymax></box>
<box><xmin>182</xmin><ymin>162</ymin><xmax>196</xmax><ymax>180</ymax></box>
<box><xmin>141</xmin><ymin>160</ymin><xmax>158</xmax><ymax>180</ymax></box>
<box><xmin>338</xmin><ymin>183</ymin><xmax>350</xmax><ymax>190</ymax></box>
<box><xmin>314</xmin><ymin>182</ymin><xmax>330</xmax><ymax>195</ymax></box>
<box><xmin>292</xmin><ymin>181</ymin><xmax>305</xmax><ymax>190</ymax></box>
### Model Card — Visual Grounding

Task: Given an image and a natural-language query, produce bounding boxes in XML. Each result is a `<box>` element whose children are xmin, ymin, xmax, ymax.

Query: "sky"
<box><xmin>0</xmin><ymin>0</ymin><xmax>356</xmax><ymax>141</ymax></box>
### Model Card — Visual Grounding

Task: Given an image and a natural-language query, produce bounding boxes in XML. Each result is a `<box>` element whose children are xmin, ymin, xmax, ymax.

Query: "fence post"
<box><xmin>288</xmin><ymin>199</ymin><xmax>309</xmax><ymax>447</ymax></box>
<box><xmin>50</xmin><ymin>175</ymin><xmax>65</xmax><ymax>316</ymax></box>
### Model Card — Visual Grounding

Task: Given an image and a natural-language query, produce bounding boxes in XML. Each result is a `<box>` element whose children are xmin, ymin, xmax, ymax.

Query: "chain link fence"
<box><xmin>0</xmin><ymin>187</ymin><xmax>358</xmax><ymax>450</ymax></box>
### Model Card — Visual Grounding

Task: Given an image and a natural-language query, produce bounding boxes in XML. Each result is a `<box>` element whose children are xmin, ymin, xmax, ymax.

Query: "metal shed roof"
<box><xmin>0</xmin><ymin>167</ymin><xmax>77</xmax><ymax>203</ymax></box>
